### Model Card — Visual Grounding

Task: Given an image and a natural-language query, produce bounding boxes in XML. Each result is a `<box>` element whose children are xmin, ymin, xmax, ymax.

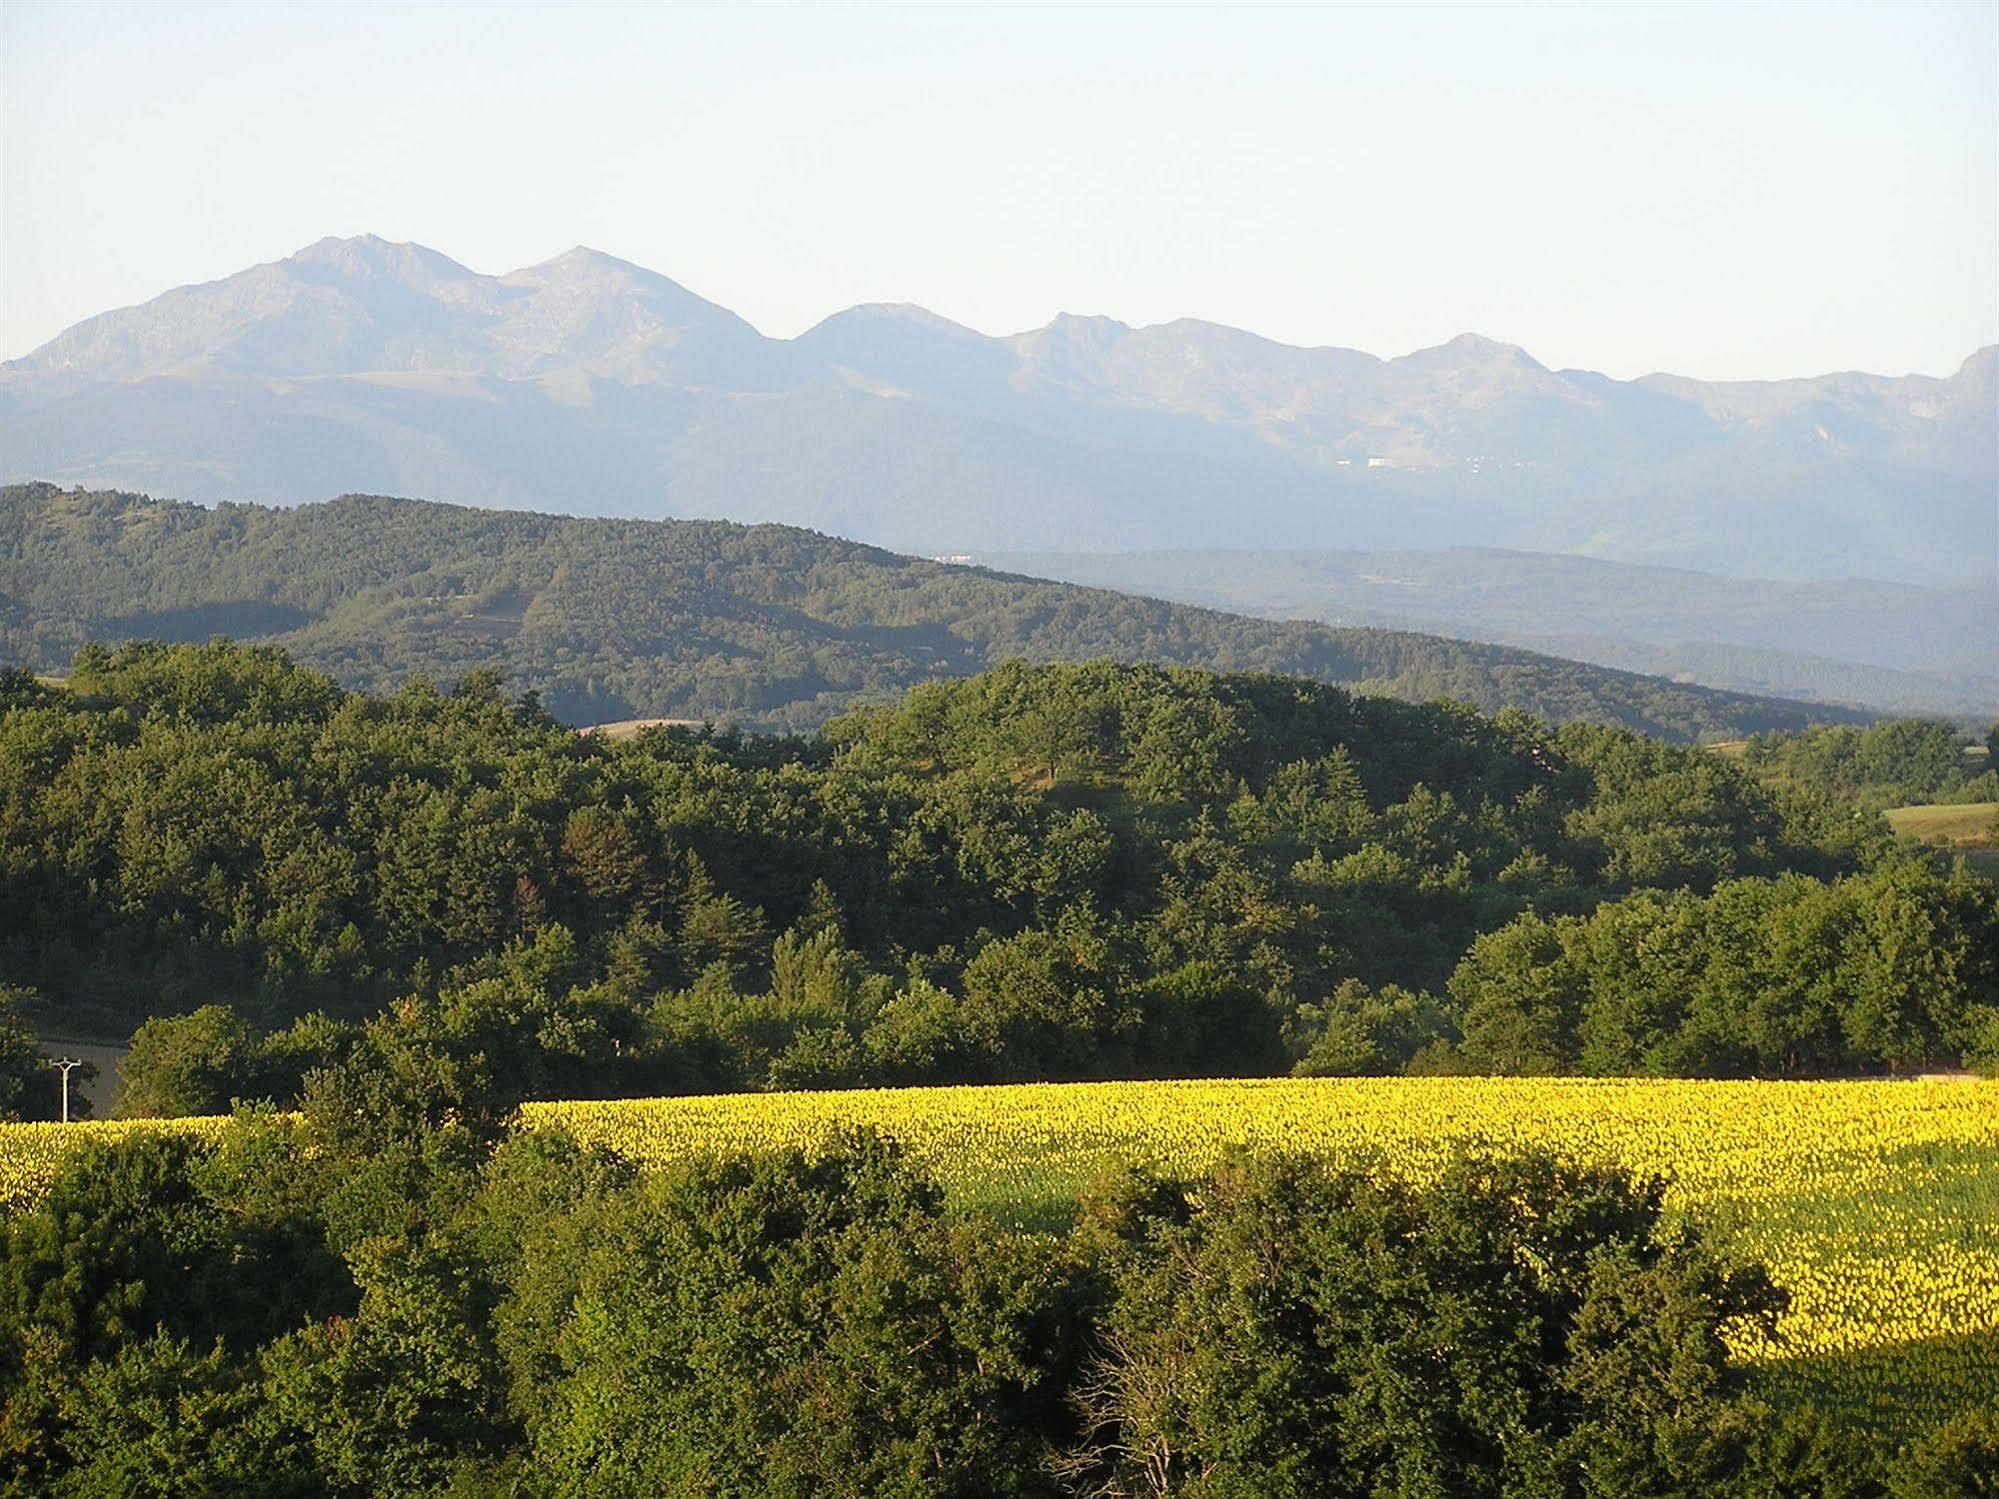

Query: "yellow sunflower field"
<box><xmin>525</xmin><ymin>1076</ymin><xmax>1999</xmax><ymax>1429</ymax></box>
<box><xmin>4</xmin><ymin>1076</ymin><xmax>1993</xmax><ymax>1433</ymax></box>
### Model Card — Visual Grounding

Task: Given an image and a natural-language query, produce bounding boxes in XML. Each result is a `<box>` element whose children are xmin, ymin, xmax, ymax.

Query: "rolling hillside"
<box><xmin>0</xmin><ymin>483</ymin><xmax>1867</xmax><ymax>739</ymax></box>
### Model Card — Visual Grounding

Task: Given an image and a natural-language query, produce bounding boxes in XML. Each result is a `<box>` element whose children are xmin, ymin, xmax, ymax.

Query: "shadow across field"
<box><xmin>1752</xmin><ymin>1329</ymin><xmax>1999</xmax><ymax>1439</ymax></box>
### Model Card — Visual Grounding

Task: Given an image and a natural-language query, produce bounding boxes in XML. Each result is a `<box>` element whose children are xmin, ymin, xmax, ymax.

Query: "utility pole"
<box><xmin>47</xmin><ymin>1058</ymin><xmax>83</xmax><ymax>1123</ymax></box>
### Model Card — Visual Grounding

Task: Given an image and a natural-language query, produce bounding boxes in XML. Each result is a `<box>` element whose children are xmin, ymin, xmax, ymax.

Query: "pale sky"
<box><xmin>2</xmin><ymin>2</ymin><xmax>1994</xmax><ymax>380</ymax></box>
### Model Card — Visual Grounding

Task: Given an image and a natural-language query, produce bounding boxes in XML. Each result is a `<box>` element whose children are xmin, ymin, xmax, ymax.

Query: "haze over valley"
<box><xmin>979</xmin><ymin>547</ymin><xmax>1999</xmax><ymax>718</ymax></box>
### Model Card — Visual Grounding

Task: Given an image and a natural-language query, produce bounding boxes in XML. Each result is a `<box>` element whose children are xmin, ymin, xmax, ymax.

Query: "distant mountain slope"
<box><xmin>3</xmin><ymin>236</ymin><xmax>1990</xmax><ymax>582</ymax></box>
<box><xmin>0</xmin><ymin>484</ymin><xmax>1867</xmax><ymax>740</ymax></box>
<box><xmin>976</xmin><ymin>548</ymin><xmax>1999</xmax><ymax>718</ymax></box>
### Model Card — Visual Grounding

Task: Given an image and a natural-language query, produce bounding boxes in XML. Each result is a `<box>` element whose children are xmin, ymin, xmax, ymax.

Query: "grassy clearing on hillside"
<box><xmin>1885</xmin><ymin>800</ymin><xmax>1999</xmax><ymax>845</ymax></box>
<box><xmin>579</xmin><ymin>717</ymin><xmax>710</xmax><ymax>738</ymax></box>
<box><xmin>1887</xmin><ymin>800</ymin><xmax>1999</xmax><ymax>877</ymax></box>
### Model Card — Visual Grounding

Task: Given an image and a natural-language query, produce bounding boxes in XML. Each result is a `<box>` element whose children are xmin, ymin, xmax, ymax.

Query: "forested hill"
<box><xmin>0</xmin><ymin>484</ymin><xmax>1862</xmax><ymax>741</ymax></box>
<box><xmin>5</xmin><ymin>645</ymin><xmax>1989</xmax><ymax>1083</ymax></box>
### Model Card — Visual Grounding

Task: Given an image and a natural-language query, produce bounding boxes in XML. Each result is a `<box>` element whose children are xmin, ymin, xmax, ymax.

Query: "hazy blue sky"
<box><xmin>3</xmin><ymin>2</ymin><xmax>1994</xmax><ymax>379</ymax></box>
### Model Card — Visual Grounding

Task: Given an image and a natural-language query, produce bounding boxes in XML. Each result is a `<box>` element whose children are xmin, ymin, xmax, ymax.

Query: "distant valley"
<box><xmin>3</xmin><ymin>235</ymin><xmax>1992</xmax><ymax>584</ymax></box>
<box><xmin>977</xmin><ymin>548</ymin><xmax>1998</xmax><ymax>718</ymax></box>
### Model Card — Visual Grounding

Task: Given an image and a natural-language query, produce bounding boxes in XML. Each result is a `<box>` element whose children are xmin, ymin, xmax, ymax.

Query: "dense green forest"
<box><xmin>0</xmin><ymin>483</ymin><xmax>1869</xmax><ymax>740</ymax></box>
<box><xmin>3</xmin><ymin>641</ymin><xmax>1992</xmax><ymax>1117</ymax></box>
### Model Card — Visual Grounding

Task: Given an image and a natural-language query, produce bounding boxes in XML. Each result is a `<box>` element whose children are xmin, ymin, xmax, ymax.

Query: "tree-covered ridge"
<box><xmin>0</xmin><ymin>483</ymin><xmax>1868</xmax><ymax>740</ymax></box>
<box><xmin>4</xmin><ymin>642</ymin><xmax>1990</xmax><ymax>1106</ymax></box>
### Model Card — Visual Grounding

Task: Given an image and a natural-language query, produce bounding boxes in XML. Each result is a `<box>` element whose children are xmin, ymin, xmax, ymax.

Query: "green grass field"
<box><xmin>1886</xmin><ymin>800</ymin><xmax>1999</xmax><ymax>878</ymax></box>
<box><xmin>1884</xmin><ymin>800</ymin><xmax>1999</xmax><ymax>844</ymax></box>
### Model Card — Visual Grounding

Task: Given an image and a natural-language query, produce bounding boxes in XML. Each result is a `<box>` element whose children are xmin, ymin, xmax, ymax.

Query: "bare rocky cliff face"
<box><xmin>4</xmin><ymin>235</ymin><xmax>1992</xmax><ymax>581</ymax></box>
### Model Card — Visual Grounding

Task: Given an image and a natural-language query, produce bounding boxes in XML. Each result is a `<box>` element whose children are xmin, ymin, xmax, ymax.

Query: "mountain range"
<box><xmin>4</xmin><ymin>235</ymin><xmax>1992</xmax><ymax>583</ymax></box>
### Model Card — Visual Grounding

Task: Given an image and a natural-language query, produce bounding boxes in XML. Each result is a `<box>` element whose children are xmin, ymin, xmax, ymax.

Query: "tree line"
<box><xmin>1741</xmin><ymin>718</ymin><xmax>1999</xmax><ymax>811</ymax></box>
